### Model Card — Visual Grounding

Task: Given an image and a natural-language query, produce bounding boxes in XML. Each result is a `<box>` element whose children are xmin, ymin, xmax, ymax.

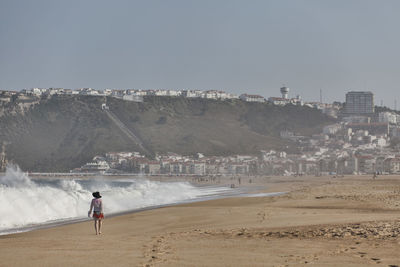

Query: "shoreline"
<box><xmin>0</xmin><ymin>182</ymin><xmax>283</xmax><ymax>237</ymax></box>
<box><xmin>1</xmin><ymin>175</ymin><xmax>399</xmax><ymax>266</ymax></box>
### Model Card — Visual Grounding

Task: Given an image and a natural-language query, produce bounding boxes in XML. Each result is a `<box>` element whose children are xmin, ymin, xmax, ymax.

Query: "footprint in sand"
<box><xmin>357</xmin><ymin>252</ymin><xmax>367</xmax><ymax>258</ymax></box>
<box><xmin>257</xmin><ymin>211</ymin><xmax>266</xmax><ymax>222</ymax></box>
<box><xmin>370</xmin><ymin>258</ymin><xmax>381</xmax><ymax>264</ymax></box>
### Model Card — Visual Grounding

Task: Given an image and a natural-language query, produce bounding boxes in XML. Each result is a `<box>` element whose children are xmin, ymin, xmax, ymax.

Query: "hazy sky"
<box><xmin>1</xmin><ymin>0</ymin><xmax>399</xmax><ymax>105</ymax></box>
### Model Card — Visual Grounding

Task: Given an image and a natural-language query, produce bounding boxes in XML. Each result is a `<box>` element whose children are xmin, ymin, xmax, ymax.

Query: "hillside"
<box><xmin>0</xmin><ymin>95</ymin><xmax>335</xmax><ymax>172</ymax></box>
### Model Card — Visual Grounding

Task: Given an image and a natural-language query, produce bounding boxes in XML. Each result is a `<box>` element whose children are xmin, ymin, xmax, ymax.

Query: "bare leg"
<box><xmin>98</xmin><ymin>219</ymin><xmax>102</xmax><ymax>234</ymax></box>
<box><xmin>94</xmin><ymin>220</ymin><xmax>98</xmax><ymax>235</ymax></box>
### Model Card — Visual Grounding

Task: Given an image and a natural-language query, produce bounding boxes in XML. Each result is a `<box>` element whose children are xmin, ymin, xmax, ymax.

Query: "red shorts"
<box><xmin>93</xmin><ymin>211</ymin><xmax>104</xmax><ymax>219</ymax></box>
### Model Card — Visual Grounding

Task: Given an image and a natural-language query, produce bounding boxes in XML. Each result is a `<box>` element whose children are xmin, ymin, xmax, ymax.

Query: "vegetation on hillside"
<box><xmin>0</xmin><ymin>95</ymin><xmax>335</xmax><ymax>171</ymax></box>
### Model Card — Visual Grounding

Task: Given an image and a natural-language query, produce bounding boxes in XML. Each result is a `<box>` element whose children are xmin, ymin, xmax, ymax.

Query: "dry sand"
<box><xmin>1</xmin><ymin>175</ymin><xmax>400</xmax><ymax>267</ymax></box>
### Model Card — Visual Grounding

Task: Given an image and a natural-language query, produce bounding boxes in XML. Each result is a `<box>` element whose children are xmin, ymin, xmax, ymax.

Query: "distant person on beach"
<box><xmin>88</xmin><ymin>191</ymin><xmax>104</xmax><ymax>235</ymax></box>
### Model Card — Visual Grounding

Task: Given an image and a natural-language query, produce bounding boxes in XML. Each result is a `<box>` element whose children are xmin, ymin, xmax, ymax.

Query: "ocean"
<box><xmin>0</xmin><ymin>166</ymin><xmax>236</xmax><ymax>235</ymax></box>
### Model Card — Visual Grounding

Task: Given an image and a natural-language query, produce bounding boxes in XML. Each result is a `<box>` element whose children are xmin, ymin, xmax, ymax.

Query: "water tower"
<box><xmin>280</xmin><ymin>86</ymin><xmax>289</xmax><ymax>99</ymax></box>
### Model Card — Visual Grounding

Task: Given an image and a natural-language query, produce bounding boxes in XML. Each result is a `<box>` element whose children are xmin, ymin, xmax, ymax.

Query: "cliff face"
<box><xmin>0</xmin><ymin>95</ymin><xmax>335</xmax><ymax>171</ymax></box>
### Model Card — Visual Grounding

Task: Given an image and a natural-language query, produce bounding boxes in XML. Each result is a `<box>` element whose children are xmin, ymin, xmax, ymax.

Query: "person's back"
<box><xmin>88</xmin><ymin>191</ymin><xmax>104</xmax><ymax>235</ymax></box>
<box><xmin>91</xmin><ymin>198</ymin><xmax>103</xmax><ymax>212</ymax></box>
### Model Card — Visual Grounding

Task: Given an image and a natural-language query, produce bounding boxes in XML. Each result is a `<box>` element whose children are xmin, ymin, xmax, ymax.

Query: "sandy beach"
<box><xmin>1</xmin><ymin>175</ymin><xmax>400</xmax><ymax>267</ymax></box>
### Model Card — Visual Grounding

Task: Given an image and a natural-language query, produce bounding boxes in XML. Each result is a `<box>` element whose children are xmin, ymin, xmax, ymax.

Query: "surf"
<box><xmin>0</xmin><ymin>166</ymin><xmax>232</xmax><ymax>234</ymax></box>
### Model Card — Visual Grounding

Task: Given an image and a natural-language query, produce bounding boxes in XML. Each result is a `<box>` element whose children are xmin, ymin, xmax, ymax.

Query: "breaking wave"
<box><xmin>0</xmin><ymin>166</ymin><xmax>231</xmax><ymax>233</ymax></box>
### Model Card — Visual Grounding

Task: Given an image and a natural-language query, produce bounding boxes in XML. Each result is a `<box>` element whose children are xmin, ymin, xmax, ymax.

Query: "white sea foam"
<box><xmin>0</xmin><ymin>166</ymin><xmax>230</xmax><ymax>233</ymax></box>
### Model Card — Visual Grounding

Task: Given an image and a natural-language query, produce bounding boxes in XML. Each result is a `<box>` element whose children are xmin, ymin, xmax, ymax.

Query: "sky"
<box><xmin>0</xmin><ymin>0</ymin><xmax>400</xmax><ymax>106</ymax></box>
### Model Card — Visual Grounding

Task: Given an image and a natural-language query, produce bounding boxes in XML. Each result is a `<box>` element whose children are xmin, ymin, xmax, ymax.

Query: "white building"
<box><xmin>166</xmin><ymin>90</ymin><xmax>181</xmax><ymax>97</ymax></box>
<box><xmin>323</xmin><ymin>124</ymin><xmax>342</xmax><ymax>135</ymax></box>
<box><xmin>216</xmin><ymin>91</ymin><xmax>228</xmax><ymax>99</ymax></box>
<box><xmin>78</xmin><ymin>88</ymin><xmax>101</xmax><ymax>96</ymax></box>
<box><xmin>30</xmin><ymin>88</ymin><xmax>46</xmax><ymax>96</ymax></box>
<box><xmin>98</xmin><ymin>89</ymin><xmax>112</xmax><ymax>96</ymax></box>
<box><xmin>280</xmin><ymin>130</ymin><xmax>295</xmax><ymax>139</ymax></box>
<box><xmin>379</xmin><ymin>112</ymin><xmax>397</xmax><ymax>124</ymax></box>
<box><xmin>239</xmin><ymin>94</ymin><xmax>265</xmax><ymax>102</ymax></box>
<box><xmin>268</xmin><ymin>97</ymin><xmax>290</xmax><ymax>106</ymax></box>
<box><xmin>154</xmin><ymin>90</ymin><xmax>168</xmax><ymax>96</ymax></box>
<box><xmin>126</xmin><ymin>89</ymin><xmax>147</xmax><ymax>96</ymax></box>
<box><xmin>375</xmin><ymin>138</ymin><xmax>387</xmax><ymax>147</ymax></box>
<box><xmin>204</xmin><ymin>90</ymin><xmax>219</xmax><ymax>99</ymax></box>
<box><xmin>190</xmin><ymin>162</ymin><xmax>206</xmax><ymax>175</ymax></box>
<box><xmin>81</xmin><ymin>160</ymin><xmax>110</xmax><ymax>173</ymax></box>
<box><xmin>182</xmin><ymin>90</ymin><xmax>203</xmax><ymax>98</ymax></box>
<box><xmin>48</xmin><ymin>88</ymin><xmax>64</xmax><ymax>95</ymax></box>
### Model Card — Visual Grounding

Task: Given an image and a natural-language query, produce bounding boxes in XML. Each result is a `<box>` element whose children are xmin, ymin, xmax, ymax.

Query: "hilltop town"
<box><xmin>2</xmin><ymin>86</ymin><xmax>324</xmax><ymax>107</ymax></box>
<box><xmin>1</xmin><ymin>87</ymin><xmax>399</xmax><ymax>175</ymax></box>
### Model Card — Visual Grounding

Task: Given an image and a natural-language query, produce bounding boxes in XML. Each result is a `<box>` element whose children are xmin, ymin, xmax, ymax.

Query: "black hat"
<box><xmin>92</xmin><ymin>191</ymin><xmax>102</xmax><ymax>198</ymax></box>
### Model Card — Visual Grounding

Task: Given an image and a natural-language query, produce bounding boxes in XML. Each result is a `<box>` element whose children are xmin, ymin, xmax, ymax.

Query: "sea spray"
<box><xmin>0</xmin><ymin>164</ymin><xmax>33</xmax><ymax>188</ymax></box>
<box><xmin>0</xmin><ymin>166</ymin><xmax>231</xmax><ymax>233</ymax></box>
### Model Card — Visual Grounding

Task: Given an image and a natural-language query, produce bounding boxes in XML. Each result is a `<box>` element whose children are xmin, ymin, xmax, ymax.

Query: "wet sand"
<box><xmin>1</xmin><ymin>175</ymin><xmax>400</xmax><ymax>267</ymax></box>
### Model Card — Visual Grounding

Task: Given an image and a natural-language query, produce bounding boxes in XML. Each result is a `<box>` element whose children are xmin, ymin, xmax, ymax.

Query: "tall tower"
<box><xmin>345</xmin><ymin>91</ymin><xmax>374</xmax><ymax>114</ymax></box>
<box><xmin>280</xmin><ymin>86</ymin><xmax>289</xmax><ymax>99</ymax></box>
